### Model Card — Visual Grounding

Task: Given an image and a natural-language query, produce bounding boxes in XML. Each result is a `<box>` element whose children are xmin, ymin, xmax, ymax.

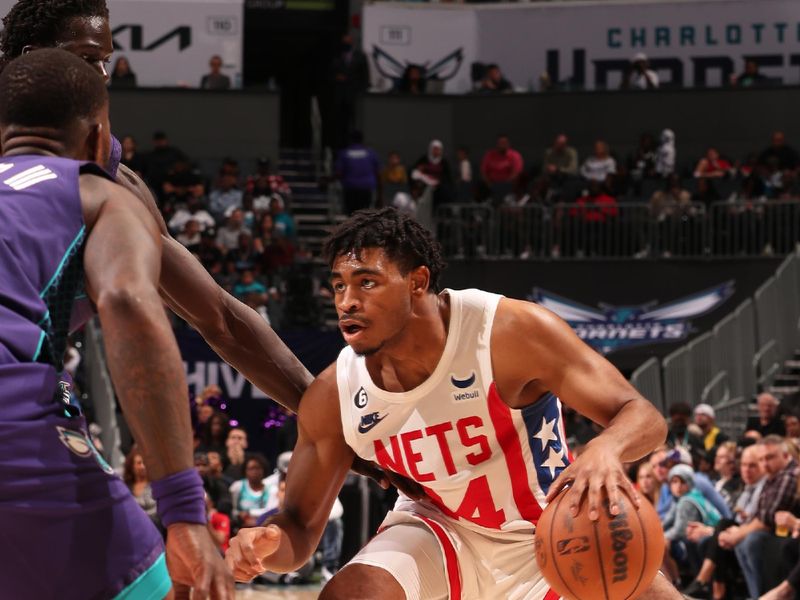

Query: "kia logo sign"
<box><xmin>112</xmin><ymin>25</ymin><xmax>192</xmax><ymax>51</ymax></box>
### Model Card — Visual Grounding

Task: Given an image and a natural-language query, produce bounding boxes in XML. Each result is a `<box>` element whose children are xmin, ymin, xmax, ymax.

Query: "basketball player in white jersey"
<box><xmin>226</xmin><ymin>208</ymin><xmax>680</xmax><ymax>600</ymax></box>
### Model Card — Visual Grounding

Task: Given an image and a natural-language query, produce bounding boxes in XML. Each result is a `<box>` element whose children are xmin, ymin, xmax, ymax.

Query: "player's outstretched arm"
<box><xmin>80</xmin><ymin>174</ymin><xmax>234</xmax><ymax>599</ymax></box>
<box><xmin>226</xmin><ymin>364</ymin><xmax>354</xmax><ymax>581</ymax></box>
<box><xmin>492</xmin><ymin>298</ymin><xmax>667</xmax><ymax>520</ymax></box>
<box><xmin>115</xmin><ymin>163</ymin><xmax>312</xmax><ymax>413</ymax></box>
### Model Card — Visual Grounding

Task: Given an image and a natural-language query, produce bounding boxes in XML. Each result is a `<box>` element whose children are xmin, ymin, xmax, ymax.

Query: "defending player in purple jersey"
<box><xmin>0</xmin><ymin>49</ymin><xmax>233</xmax><ymax>599</ymax></box>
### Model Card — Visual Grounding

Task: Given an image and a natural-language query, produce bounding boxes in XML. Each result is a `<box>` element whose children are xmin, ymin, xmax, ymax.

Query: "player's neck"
<box><xmin>365</xmin><ymin>292</ymin><xmax>449</xmax><ymax>391</ymax></box>
<box><xmin>2</xmin><ymin>129</ymin><xmax>70</xmax><ymax>159</ymax></box>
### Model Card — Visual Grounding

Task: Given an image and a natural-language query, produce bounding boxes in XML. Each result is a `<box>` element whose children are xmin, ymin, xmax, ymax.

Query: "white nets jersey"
<box><xmin>336</xmin><ymin>288</ymin><xmax>573</xmax><ymax>533</ymax></box>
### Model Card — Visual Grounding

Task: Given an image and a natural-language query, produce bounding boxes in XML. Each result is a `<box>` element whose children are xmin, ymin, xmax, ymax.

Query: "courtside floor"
<box><xmin>236</xmin><ymin>583</ymin><xmax>322</xmax><ymax>599</ymax></box>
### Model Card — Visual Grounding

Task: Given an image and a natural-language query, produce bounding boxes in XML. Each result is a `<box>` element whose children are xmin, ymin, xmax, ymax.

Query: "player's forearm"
<box><xmin>589</xmin><ymin>398</ymin><xmax>667</xmax><ymax>462</ymax></box>
<box><xmin>98</xmin><ymin>286</ymin><xmax>193</xmax><ymax>481</ymax></box>
<box><xmin>258</xmin><ymin>512</ymin><xmax>322</xmax><ymax>572</ymax></box>
<box><xmin>159</xmin><ymin>237</ymin><xmax>311</xmax><ymax>412</ymax></box>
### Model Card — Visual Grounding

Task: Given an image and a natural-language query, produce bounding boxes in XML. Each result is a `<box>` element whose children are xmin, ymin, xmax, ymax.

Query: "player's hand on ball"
<box><xmin>166</xmin><ymin>522</ymin><xmax>235</xmax><ymax>599</ymax></box>
<box><xmin>225</xmin><ymin>525</ymin><xmax>282</xmax><ymax>582</ymax></box>
<box><xmin>545</xmin><ymin>438</ymin><xmax>639</xmax><ymax>521</ymax></box>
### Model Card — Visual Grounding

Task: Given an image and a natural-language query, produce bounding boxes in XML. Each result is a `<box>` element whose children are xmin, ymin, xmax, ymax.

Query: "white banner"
<box><xmin>364</xmin><ymin>0</ymin><xmax>800</xmax><ymax>93</ymax></box>
<box><xmin>108</xmin><ymin>0</ymin><xmax>243</xmax><ymax>87</ymax></box>
<box><xmin>0</xmin><ymin>0</ymin><xmax>243</xmax><ymax>87</ymax></box>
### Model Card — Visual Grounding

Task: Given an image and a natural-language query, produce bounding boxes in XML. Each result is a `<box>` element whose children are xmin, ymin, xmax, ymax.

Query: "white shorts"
<box><xmin>346</xmin><ymin>502</ymin><xmax>558</xmax><ymax>600</ymax></box>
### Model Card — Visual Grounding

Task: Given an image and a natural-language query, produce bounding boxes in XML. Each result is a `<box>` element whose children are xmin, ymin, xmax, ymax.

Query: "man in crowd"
<box><xmin>481</xmin><ymin>134</ymin><xmax>524</xmax><ymax>190</ymax></box>
<box><xmin>718</xmin><ymin>436</ymin><xmax>799</xmax><ymax>598</ymax></box>
<box><xmin>477</xmin><ymin>64</ymin><xmax>513</xmax><ymax>93</ymax></box>
<box><xmin>622</xmin><ymin>52</ymin><xmax>659</xmax><ymax>90</ymax></box>
<box><xmin>543</xmin><ymin>134</ymin><xmax>578</xmax><ymax>179</ymax></box>
<box><xmin>335</xmin><ymin>130</ymin><xmax>381</xmax><ymax>215</ymax></box>
<box><xmin>745</xmin><ymin>393</ymin><xmax>786</xmax><ymax>437</ymax></box>
<box><xmin>694</xmin><ymin>403</ymin><xmax>729</xmax><ymax>452</ymax></box>
<box><xmin>201</xmin><ymin>54</ymin><xmax>231</xmax><ymax>90</ymax></box>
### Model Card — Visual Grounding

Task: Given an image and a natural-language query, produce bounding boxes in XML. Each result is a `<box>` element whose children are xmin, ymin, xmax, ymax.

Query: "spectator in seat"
<box><xmin>216</xmin><ymin>208</ymin><xmax>247</xmax><ymax>252</ymax></box>
<box><xmin>481</xmin><ymin>134</ymin><xmax>524</xmax><ymax>191</ymax></box>
<box><xmin>683</xmin><ymin>444</ymin><xmax>766</xmax><ymax>599</ymax></box>
<box><xmin>746</xmin><ymin>393</ymin><xmax>786</xmax><ymax>437</ymax></box>
<box><xmin>712</xmin><ymin>441</ymin><xmax>742</xmax><ymax>510</ymax></box>
<box><xmin>195</xmin><ymin>451</ymin><xmax>232</xmax><ymax>518</ymax></box>
<box><xmin>123</xmin><ymin>447</ymin><xmax>159</xmax><ymax>530</ymax></box>
<box><xmin>663</xmin><ymin>464</ymin><xmax>721</xmax><ymax>571</ymax></box>
<box><xmin>543</xmin><ymin>134</ymin><xmax>578</xmax><ymax>179</ymax></box>
<box><xmin>758</xmin><ymin>131</ymin><xmax>799</xmax><ymax>173</ymax></box>
<box><xmin>731</xmin><ymin>60</ymin><xmax>768</xmax><ymax>88</ymax></box>
<box><xmin>109</xmin><ymin>56</ymin><xmax>136</xmax><ymax>88</ymax></box>
<box><xmin>694</xmin><ymin>403</ymin><xmax>730</xmax><ymax>452</ymax></box>
<box><xmin>233</xmin><ymin>270</ymin><xmax>268</xmax><ymax>303</ymax></box>
<box><xmin>621</xmin><ymin>52</ymin><xmax>659</xmax><ymax>90</ymax></box>
<box><xmin>380</xmin><ymin>151</ymin><xmax>408</xmax><ymax>185</ymax></box>
<box><xmin>206</xmin><ymin>493</ymin><xmax>231</xmax><ymax>554</ymax></box>
<box><xmin>223</xmin><ymin>428</ymin><xmax>249</xmax><ymax>482</ymax></box>
<box><xmin>477</xmin><ymin>64</ymin><xmax>513</xmax><ymax>94</ymax></box>
<box><xmin>144</xmin><ymin>131</ymin><xmax>186</xmax><ymax>196</ymax></box>
<box><xmin>246</xmin><ymin>158</ymin><xmax>292</xmax><ymax>209</ymax></box>
<box><xmin>694</xmin><ymin>148</ymin><xmax>733</xmax><ymax>179</ymax></box>
<box><xmin>718</xmin><ymin>436</ymin><xmax>799</xmax><ymax>599</ymax></box>
<box><xmin>394</xmin><ymin>65</ymin><xmax>426</xmax><ymax>95</ymax></box>
<box><xmin>391</xmin><ymin>179</ymin><xmax>425</xmax><ymax>218</ymax></box>
<box><xmin>199</xmin><ymin>411</ymin><xmax>231</xmax><ymax>458</ymax></box>
<box><xmin>635</xmin><ymin>461</ymin><xmax>660</xmax><ymax>506</ymax></box>
<box><xmin>667</xmin><ymin>401</ymin><xmax>705</xmax><ymax>454</ymax></box>
<box><xmin>209</xmin><ymin>171</ymin><xmax>244</xmax><ymax>221</ymax></box>
<box><xmin>628</xmin><ymin>132</ymin><xmax>659</xmax><ymax>182</ymax></box>
<box><xmin>785</xmin><ymin>414</ymin><xmax>800</xmax><ymax>443</ymax></box>
<box><xmin>580</xmin><ymin>140</ymin><xmax>617</xmax><ymax>183</ymax></box>
<box><xmin>200</xmin><ymin>54</ymin><xmax>231</xmax><ymax>90</ymax></box>
<box><xmin>650</xmin><ymin>174</ymin><xmax>692</xmax><ymax>219</ymax></box>
<box><xmin>656</xmin><ymin>129</ymin><xmax>676</xmax><ymax>177</ymax></box>
<box><xmin>335</xmin><ymin>131</ymin><xmax>380</xmax><ymax>215</ymax></box>
<box><xmin>229</xmin><ymin>454</ymin><xmax>271</xmax><ymax>529</ymax></box>
<box><xmin>270</xmin><ymin>196</ymin><xmax>296</xmax><ymax>240</ymax></box>
<box><xmin>176</xmin><ymin>218</ymin><xmax>202</xmax><ymax>252</ymax></box>
<box><xmin>226</xmin><ymin>231</ymin><xmax>261</xmax><ymax>273</ymax></box>
<box><xmin>120</xmin><ymin>135</ymin><xmax>146</xmax><ymax>176</ymax></box>
<box><xmin>456</xmin><ymin>147</ymin><xmax>473</xmax><ymax>184</ymax></box>
<box><xmin>169</xmin><ymin>194</ymin><xmax>215</xmax><ymax>235</ymax></box>
<box><xmin>411</xmin><ymin>139</ymin><xmax>453</xmax><ymax>205</ymax></box>
<box><xmin>657</xmin><ymin>446</ymin><xmax>732</xmax><ymax>521</ymax></box>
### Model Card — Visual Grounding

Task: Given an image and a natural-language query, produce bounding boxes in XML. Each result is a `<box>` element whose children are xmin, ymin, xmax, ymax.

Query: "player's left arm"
<box><xmin>492</xmin><ymin>298</ymin><xmax>667</xmax><ymax>520</ymax></box>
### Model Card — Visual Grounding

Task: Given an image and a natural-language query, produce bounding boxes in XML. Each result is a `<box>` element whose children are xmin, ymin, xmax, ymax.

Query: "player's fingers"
<box><xmin>585</xmin><ymin>473</ymin><xmax>606</xmax><ymax>521</ymax></box>
<box><xmin>209</xmin><ymin>562</ymin><xmax>235</xmax><ymax>600</ymax></box>
<box><xmin>605</xmin><ymin>480</ymin><xmax>623</xmax><ymax>517</ymax></box>
<box><xmin>618</xmin><ymin>472</ymin><xmax>640</xmax><ymax>509</ymax></box>
<box><xmin>190</xmin><ymin>568</ymin><xmax>211</xmax><ymax>600</ymax></box>
<box><xmin>563</xmin><ymin>475</ymin><xmax>586</xmax><ymax>517</ymax></box>
<box><xmin>546</xmin><ymin>465</ymin><xmax>575</xmax><ymax>503</ymax></box>
<box><xmin>253</xmin><ymin>525</ymin><xmax>282</xmax><ymax>560</ymax></box>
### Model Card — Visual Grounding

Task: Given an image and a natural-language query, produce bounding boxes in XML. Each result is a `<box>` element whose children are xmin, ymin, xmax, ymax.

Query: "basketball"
<box><xmin>535</xmin><ymin>488</ymin><xmax>663</xmax><ymax>600</ymax></box>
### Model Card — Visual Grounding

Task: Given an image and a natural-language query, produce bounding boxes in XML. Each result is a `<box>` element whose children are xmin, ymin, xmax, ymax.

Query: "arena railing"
<box><xmin>434</xmin><ymin>200</ymin><xmax>800</xmax><ymax>259</ymax></box>
<box><xmin>636</xmin><ymin>252</ymin><xmax>797</xmax><ymax>429</ymax></box>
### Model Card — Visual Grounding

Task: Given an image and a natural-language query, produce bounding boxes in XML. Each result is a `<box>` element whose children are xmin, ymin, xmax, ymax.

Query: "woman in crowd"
<box><xmin>123</xmin><ymin>447</ymin><xmax>160</xmax><ymax>530</ymax></box>
<box><xmin>199</xmin><ymin>411</ymin><xmax>231</xmax><ymax>459</ymax></box>
<box><xmin>636</xmin><ymin>461</ymin><xmax>661</xmax><ymax>506</ymax></box>
<box><xmin>109</xmin><ymin>55</ymin><xmax>137</xmax><ymax>88</ymax></box>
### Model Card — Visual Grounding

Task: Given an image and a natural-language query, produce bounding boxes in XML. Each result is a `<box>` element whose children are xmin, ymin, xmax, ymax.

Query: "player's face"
<box><xmin>55</xmin><ymin>16</ymin><xmax>114</xmax><ymax>82</ymax></box>
<box><xmin>332</xmin><ymin>247</ymin><xmax>413</xmax><ymax>357</ymax></box>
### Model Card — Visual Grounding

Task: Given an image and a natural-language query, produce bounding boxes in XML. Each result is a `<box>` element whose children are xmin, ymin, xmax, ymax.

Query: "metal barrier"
<box><xmin>630</xmin><ymin>357</ymin><xmax>664</xmax><ymax>414</ymax></box>
<box><xmin>687</xmin><ymin>331</ymin><xmax>717</xmax><ymax>407</ymax></box>
<box><xmin>433</xmin><ymin>199</ymin><xmax>800</xmax><ymax>259</ymax></box>
<box><xmin>713</xmin><ymin>396</ymin><xmax>750</xmax><ymax>441</ymax></box>
<box><xmin>662</xmin><ymin>345</ymin><xmax>693</xmax><ymax>409</ymax></box>
<box><xmin>708</xmin><ymin>200</ymin><xmax>800</xmax><ymax>257</ymax></box>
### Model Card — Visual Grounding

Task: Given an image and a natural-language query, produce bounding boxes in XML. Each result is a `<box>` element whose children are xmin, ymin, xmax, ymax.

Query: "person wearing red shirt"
<box><xmin>694</xmin><ymin>148</ymin><xmax>733</xmax><ymax>178</ymax></box>
<box><xmin>207</xmin><ymin>494</ymin><xmax>231</xmax><ymax>553</ymax></box>
<box><xmin>480</xmin><ymin>134</ymin><xmax>524</xmax><ymax>185</ymax></box>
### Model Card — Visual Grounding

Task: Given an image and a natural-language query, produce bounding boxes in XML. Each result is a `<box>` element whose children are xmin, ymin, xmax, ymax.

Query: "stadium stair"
<box><xmin>771</xmin><ymin>350</ymin><xmax>800</xmax><ymax>397</ymax></box>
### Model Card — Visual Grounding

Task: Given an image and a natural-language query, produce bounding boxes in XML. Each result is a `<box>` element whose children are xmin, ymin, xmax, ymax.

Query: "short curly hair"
<box><xmin>0</xmin><ymin>0</ymin><xmax>109</xmax><ymax>63</ymax></box>
<box><xmin>323</xmin><ymin>208</ymin><xmax>447</xmax><ymax>292</ymax></box>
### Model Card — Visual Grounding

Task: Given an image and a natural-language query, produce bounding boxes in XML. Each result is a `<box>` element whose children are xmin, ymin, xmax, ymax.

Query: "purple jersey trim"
<box><xmin>108</xmin><ymin>134</ymin><xmax>122</xmax><ymax>178</ymax></box>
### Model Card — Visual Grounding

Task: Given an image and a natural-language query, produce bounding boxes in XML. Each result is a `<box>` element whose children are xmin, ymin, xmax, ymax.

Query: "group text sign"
<box><xmin>364</xmin><ymin>0</ymin><xmax>800</xmax><ymax>93</ymax></box>
<box><xmin>107</xmin><ymin>0</ymin><xmax>243</xmax><ymax>87</ymax></box>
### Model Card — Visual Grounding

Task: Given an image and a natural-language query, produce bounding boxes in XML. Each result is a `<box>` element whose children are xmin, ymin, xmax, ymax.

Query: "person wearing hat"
<box><xmin>695</xmin><ymin>403</ymin><xmax>730</xmax><ymax>452</ymax></box>
<box><xmin>656</xmin><ymin>446</ymin><xmax>733</xmax><ymax>521</ymax></box>
<box><xmin>664</xmin><ymin>464</ymin><xmax>722</xmax><ymax>576</ymax></box>
<box><xmin>622</xmin><ymin>52</ymin><xmax>659</xmax><ymax>90</ymax></box>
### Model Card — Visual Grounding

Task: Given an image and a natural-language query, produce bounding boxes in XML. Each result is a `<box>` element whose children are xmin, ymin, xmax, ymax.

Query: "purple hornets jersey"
<box><xmin>0</xmin><ymin>155</ymin><xmax>167</xmax><ymax>599</ymax></box>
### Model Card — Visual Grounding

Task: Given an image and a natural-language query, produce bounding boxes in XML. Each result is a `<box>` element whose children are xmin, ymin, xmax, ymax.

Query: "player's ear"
<box><xmin>409</xmin><ymin>266</ymin><xmax>430</xmax><ymax>295</ymax></box>
<box><xmin>85</xmin><ymin>122</ymin><xmax>106</xmax><ymax>166</ymax></box>
<box><xmin>21</xmin><ymin>45</ymin><xmax>39</xmax><ymax>55</ymax></box>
